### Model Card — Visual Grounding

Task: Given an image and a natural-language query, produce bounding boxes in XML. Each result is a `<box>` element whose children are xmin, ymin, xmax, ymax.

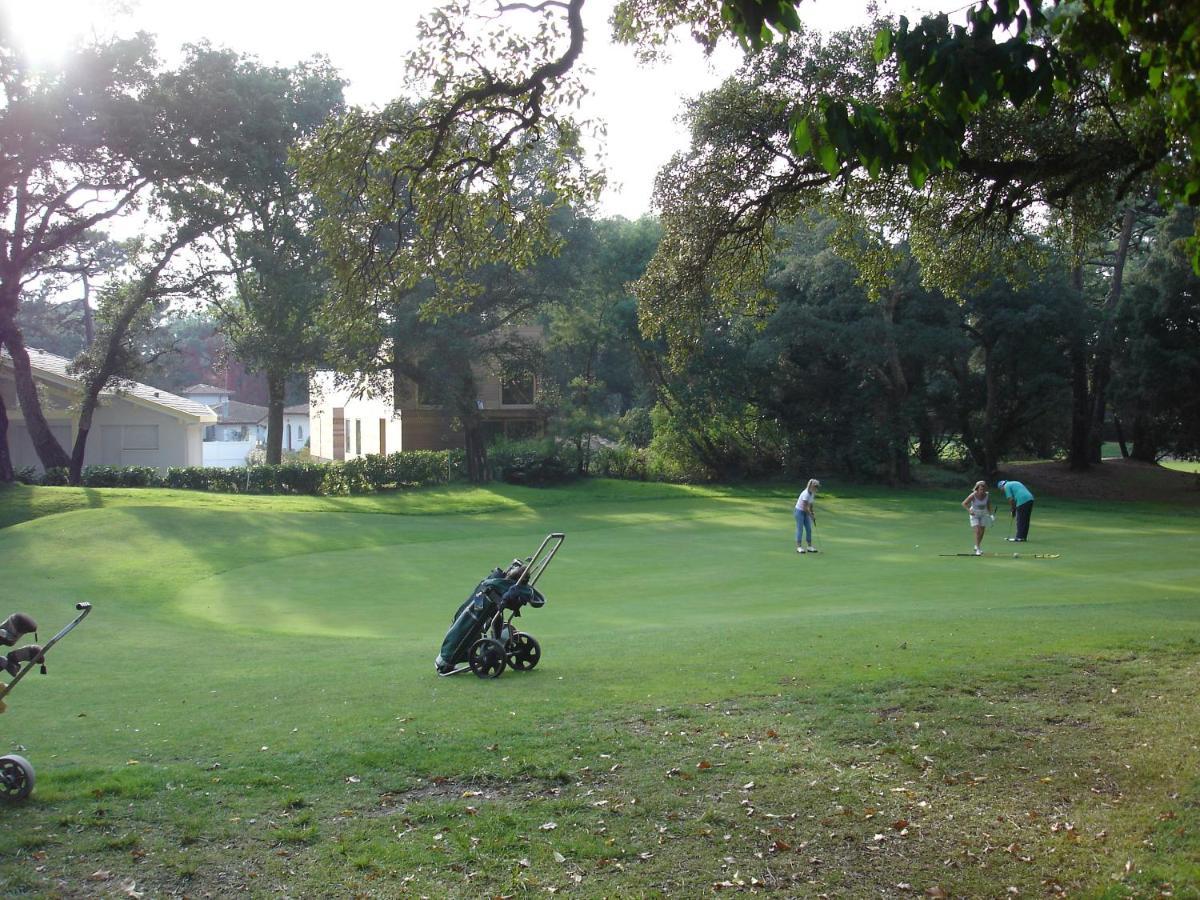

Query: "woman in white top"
<box><xmin>960</xmin><ymin>480</ymin><xmax>994</xmax><ymax>556</ymax></box>
<box><xmin>794</xmin><ymin>478</ymin><xmax>820</xmax><ymax>554</ymax></box>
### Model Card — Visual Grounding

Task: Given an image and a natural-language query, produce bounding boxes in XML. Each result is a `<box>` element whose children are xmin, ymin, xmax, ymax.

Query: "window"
<box><xmin>501</xmin><ymin>374</ymin><xmax>535</xmax><ymax>405</ymax></box>
<box><xmin>355</xmin><ymin>419</ymin><xmax>362</xmax><ymax>455</ymax></box>
<box><xmin>123</xmin><ymin>425</ymin><xmax>158</xmax><ymax>450</ymax></box>
<box><xmin>345</xmin><ymin>423</ymin><xmax>351</xmax><ymax>454</ymax></box>
<box><xmin>297</xmin><ymin>425</ymin><xmax>304</xmax><ymax>441</ymax></box>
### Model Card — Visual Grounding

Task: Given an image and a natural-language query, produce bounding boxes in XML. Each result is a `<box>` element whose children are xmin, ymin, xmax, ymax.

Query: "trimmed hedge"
<box><xmin>22</xmin><ymin>450</ymin><xmax>465</xmax><ymax>496</ymax></box>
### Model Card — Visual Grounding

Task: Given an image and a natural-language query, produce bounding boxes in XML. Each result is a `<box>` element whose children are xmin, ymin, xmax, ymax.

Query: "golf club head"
<box><xmin>0</xmin><ymin>613</ymin><xmax>38</xmax><ymax>647</ymax></box>
<box><xmin>5</xmin><ymin>644</ymin><xmax>44</xmax><ymax>665</ymax></box>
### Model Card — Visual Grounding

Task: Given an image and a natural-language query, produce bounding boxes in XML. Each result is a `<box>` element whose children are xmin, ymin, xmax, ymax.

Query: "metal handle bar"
<box><xmin>514</xmin><ymin>533</ymin><xmax>565</xmax><ymax>589</ymax></box>
<box><xmin>0</xmin><ymin>603</ymin><xmax>92</xmax><ymax>702</ymax></box>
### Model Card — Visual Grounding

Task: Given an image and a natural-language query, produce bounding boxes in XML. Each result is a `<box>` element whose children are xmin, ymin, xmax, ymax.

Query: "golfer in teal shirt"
<box><xmin>997</xmin><ymin>480</ymin><xmax>1035</xmax><ymax>541</ymax></box>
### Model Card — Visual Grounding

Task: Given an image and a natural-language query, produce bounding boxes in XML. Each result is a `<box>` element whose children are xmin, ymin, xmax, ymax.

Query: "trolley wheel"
<box><xmin>506</xmin><ymin>632</ymin><xmax>541</xmax><ymax>671</ymax></box>
<box><xmin>468</xmin><ymin>638</ymin><xmax>507</xmax><ymax>679</ymax></box>
<box><xmin>0</xmin><ymin>754</ymin><xmax>35</xmax><ymax>801</ymax></box>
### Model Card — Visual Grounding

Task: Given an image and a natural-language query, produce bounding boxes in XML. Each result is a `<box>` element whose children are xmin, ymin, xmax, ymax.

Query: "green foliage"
<box><xmin>1112</xmin><ymin>207</ymin><xmax>1200</xmax><ymax>460</ymax></box>
<box><xmin>487</xmin><ymin>438</ymin><xmax>576</xmax><ymax>486</ymax></box>
<box><xmin>792</xmin><ymin>0</ymin><xmax>1200</xmax><ymax>269</ymax></box>
<box><xmin>78</xmin><ymin>466</ymin><xmax>162</xmax><ymax>488</ymax></box>
<box><xmin>590</xmin><ymin>445</ymin><xmax>650</xmax><ymax>481</ymax></box>
<box><xmin>40</xmin><ymin>467</ymin><xmax>70</xmax><ymax>486</ymax></box>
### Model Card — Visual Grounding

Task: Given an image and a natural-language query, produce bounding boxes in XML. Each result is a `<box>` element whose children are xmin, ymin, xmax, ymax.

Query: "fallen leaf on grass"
<box><xmin>698</xmin><ymin>760</ymin><xmax>712</xmax><ymax>770</ymax></box>
<box><xmin>540</xmin><ymin>822</ymin><xmax>557</xmax><ymax>831</ymax></box>
<box><xmin>87</xmin><ymin>871</ymin><xmax>112</xmax><ymax>881</ymax></box>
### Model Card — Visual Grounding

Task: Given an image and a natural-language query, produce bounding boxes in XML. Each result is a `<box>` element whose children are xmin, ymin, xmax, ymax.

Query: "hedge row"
<box><xmin>21</xmin><ymin>450</ymin><xmax>464</xmax><ymax>495</ymax></box>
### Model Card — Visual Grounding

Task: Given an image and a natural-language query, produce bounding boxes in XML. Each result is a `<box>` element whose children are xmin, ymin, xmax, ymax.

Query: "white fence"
<box><xmin>202</xmin><ymin>440</ymin><xmax>258</xmax><ymax>468</ymax></box>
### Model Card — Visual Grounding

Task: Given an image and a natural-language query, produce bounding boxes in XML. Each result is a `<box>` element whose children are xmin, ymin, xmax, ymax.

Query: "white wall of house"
<box><xmin>2</xmin><ymin>373</ymin><xmax>208</xmax><ymax>472</ymax></box>
<box><xmin>282</xmin><ymin>411</ymin><xmax>309</xmax><ymax>451</ymax></box>
<box><xmin>202</xmin><ymin>439</ymin><xmax>257</xmax><ymax>468</ymax></box>
<box><xmin>309</xmin><ymin>371</ymin><xmax>402</xmax><ymax>462</ymax></box>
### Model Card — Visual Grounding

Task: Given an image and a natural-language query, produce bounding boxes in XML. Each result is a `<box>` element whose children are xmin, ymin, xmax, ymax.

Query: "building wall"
<box><xmin>308</xmin><ymin>372</ymin><xmax>401</xmax><ymax>462</ymax></box>
<box><xmin>1</xmin><ymin>369</ymin><xmax>206</xmax><ymax>472</ymax></box>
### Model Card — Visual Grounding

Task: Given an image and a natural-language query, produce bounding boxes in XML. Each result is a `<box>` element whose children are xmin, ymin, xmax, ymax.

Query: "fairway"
<box><xmin>2</xmin><ymin>480</ymin><xmax>1199</xmax><ymax>896</ymax></box>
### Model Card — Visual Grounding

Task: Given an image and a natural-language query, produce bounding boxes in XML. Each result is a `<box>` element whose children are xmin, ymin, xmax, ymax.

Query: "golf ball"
<box><xmin>1013</xmin><ymin>552</ymin><xmax>1018</xmax><ymax>558</ymax></box>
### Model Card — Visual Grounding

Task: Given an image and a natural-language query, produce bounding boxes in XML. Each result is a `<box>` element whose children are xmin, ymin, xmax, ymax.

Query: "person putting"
<box><xmin>997</xmin><ymin>479</ymin><xmax>1035</xmax><ymax>542</ymax></box>
<box><xmin>794</xmin><ymin>478</ymin><xmax>820</xmax><ymax>554</ymax></box>
<box><xmin>961</xmin><ymin>480</ymin><xmax>994</xmax><ymax>556</ymax></box>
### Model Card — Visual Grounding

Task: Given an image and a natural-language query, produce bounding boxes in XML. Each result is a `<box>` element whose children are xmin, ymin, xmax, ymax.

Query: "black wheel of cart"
<box><xmin>506</xmin><ymin>632</ymin><xmax>541</xmax><ymax>671</ymax></box>
<box><xmin>0</xmin><ymin>754</ymin><xmax>35</xmax><ymax>801</ymax></box>
<box><xmin>468</xmin><ymin>638</ymin><xmax>507</xmax><ymax>679</ymax></box>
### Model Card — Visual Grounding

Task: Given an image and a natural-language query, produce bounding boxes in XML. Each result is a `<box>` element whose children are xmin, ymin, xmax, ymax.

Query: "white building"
<box><xmin>2</xmin><ymin>349</ymin><xmax>215</xmax><ymax>473</ymax></box>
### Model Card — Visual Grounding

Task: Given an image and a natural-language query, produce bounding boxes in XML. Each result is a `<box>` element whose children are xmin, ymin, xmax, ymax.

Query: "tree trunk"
<box><xmin>0</xmin><ymin>389</ymin><xmax>14</xmax><ymax>482</ymax></box>
<box><xmin>1114</xmin><ymin>414</ymin><xmax>1130</xmax><ymax>458</ymax></box>
<box><xmin>0</xmin><ymin>313</ymin><xmax>71</xmax><ymax>472</ymax></box>
<box><xmin>917</xmin><ymin>413</ymin><xmax>938</xmax><ymax>464</ymax></box>
<box><xmin>980</xmin><ymin>342</ymin><xmax>1001</xmax><ymax>478</ymax></box>
<box><xmin>462</xmin><ymin>412</ymin><xmax>489</xmax><ymax>483</ymax></box>
<box><xmin>879</xmin><ymin>292</ymin><xmax>912</xmax><ymax>484</ymax></box>
<box><xmin>1086</xmin><ymin>207</ymin><xmax>1136</xmax><ymax>465</ymax></box>
<box><xmin>265</xmin><ymin>370</ymin><xmax>285</xmax><ymax>465</ymax></box>
<box><xmin>1067</xmin><ymin>263</ymin><xmax>1091</xmax><ymax>471</ymax></box>
<box><xmin>1129</xmin><ymin>411</ymin><xmax>1157</xmax><ymax>462</ymax></box>
<box><xmin>81</xmin><ymin>272</ymin><xmax>95</xmax><ymax>348</ymax></box>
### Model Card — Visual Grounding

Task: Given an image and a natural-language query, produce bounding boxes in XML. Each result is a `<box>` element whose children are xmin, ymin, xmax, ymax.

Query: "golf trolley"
<box><xmin>436</xmin><ymin>533</ymin><xmax>565</xmax><ymax>679</ymax></box>
<box><xmin>1</xmin><ymin>603</ymin><xmax>93</xmax><ymax>801</ymax></box>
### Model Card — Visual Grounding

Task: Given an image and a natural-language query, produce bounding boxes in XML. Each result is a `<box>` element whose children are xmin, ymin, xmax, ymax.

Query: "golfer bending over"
<box><xmin>961</xmin><ymin>480</ymin><xmax>994</xmax><ymax>556</ymax></box>
<box><xmin>997</xmin><ymin>479</ymin><xmax>1035</xmax><ymax>541</ymax></box>
<box><xmin>794</xmin><ymin>478</ymin><xmax>820</xmax><ymax>554</ymax></box>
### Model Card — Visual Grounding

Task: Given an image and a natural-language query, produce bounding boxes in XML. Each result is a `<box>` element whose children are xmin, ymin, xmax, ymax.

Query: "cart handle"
<box><xmin>514</xmin><ymin>533</ymin><xmax>565</xmax><ymax>589</ymax></box>
<box><xmin>0</xmin><ymin>603</ymin><xmax>92</xmax><ymax>702</ymax></box>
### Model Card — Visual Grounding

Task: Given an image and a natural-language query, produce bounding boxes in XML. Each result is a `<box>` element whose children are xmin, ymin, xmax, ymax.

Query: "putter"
<box><xmin>0</xmin><ymin>602</ymin><xmax>92</xmax><ymax>703</ymax></box>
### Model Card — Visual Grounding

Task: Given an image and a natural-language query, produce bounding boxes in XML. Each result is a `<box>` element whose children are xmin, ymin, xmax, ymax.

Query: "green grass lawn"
<box><xmin>1</xmin><ymin>479</ymin><xmax>1199</xmax><ymax>897</ymax></box>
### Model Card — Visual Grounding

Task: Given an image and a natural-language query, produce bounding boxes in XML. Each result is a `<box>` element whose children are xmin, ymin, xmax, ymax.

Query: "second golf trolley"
<box><xmin>1</xmin><ymin>602</ymin><xmax>93</xmax><ymax>801</ymax></box>
<box><xmin>436</xmin><ymin>532</ymin><xmax>564</xmax><ymax>679</ymax></box>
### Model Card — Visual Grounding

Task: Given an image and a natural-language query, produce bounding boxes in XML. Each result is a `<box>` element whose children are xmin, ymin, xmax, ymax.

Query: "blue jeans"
<box><xmin>794</xmin><ymin>508</ymin><xmax>813</xmax><ymax>544</ymax></box>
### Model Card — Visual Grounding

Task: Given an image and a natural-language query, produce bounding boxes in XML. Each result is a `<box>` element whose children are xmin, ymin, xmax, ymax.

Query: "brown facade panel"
<box><xmin>332</xmin><ymin>408</ymin><xmax>345</xmax><ymax>462</ymax></box>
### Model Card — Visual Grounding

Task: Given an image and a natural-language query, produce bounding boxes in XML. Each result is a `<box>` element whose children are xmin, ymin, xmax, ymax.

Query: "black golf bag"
<box><xmin>435</xmin><ymin>533</ymin><xmax>564</xmax><ymax>678</ymax></box>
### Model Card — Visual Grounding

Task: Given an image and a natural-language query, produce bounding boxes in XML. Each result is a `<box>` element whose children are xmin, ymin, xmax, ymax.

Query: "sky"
<box><xmin>1</xmin><ymin>0</ymin><xmax>956</xmax><ymax>219</ymax></box>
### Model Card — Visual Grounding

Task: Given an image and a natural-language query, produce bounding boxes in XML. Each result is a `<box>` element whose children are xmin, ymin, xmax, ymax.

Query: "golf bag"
<box><xmin>1</xmin><ymin>603</ymin><xmax>93</xmax><ymax>801</ymax></box>
<box><xmin>435</xmin><ymin>533</ymin><xmax>564</xmax><ymax>679</ymax></box>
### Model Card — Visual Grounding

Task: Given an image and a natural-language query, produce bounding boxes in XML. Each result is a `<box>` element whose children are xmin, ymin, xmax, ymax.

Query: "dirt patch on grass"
<box><xmin>1001</xmin><ymin>457</ymin><xmax>1200</xmax><ymax>504</ymax></box>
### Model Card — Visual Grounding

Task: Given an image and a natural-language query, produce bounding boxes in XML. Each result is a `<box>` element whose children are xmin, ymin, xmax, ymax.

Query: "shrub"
<box><xmin>488</xmin><ymin>438</ymin><xmax>575</xmax><ymax>486</ymax></box>
<box><xmin>41</xmin><ymin>467</ymin><xmax>69</xmax><ymax>486</ymax></box>
<box><xmin>80</xmin><ymin>465</ymin><xmax>162</xmax><ymax>488</ymax></box>
<box><xmin>163</xmin><ymin>466</ymin><xmax>243</xmax><ymax>492</ymax></box>
<box><xmin>14</xmin><ymin>467</ymin><xmax>38</xmax><ymax>485</ymax></box>
<box><xmin>591</xmin><ymin>445</ymin><xmax>649</xmax><ymax>481</ymax></box>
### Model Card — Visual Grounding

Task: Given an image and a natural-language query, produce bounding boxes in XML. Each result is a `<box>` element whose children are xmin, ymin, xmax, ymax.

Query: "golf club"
<box><xmin>0</xmin><ymin>602</ymin><xmax>92</xmax><ymax>703</ymax></box>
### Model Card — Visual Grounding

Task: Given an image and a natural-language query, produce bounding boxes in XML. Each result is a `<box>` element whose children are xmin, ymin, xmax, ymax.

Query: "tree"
<box><xmin>163</xmin><ymin>48</ymin><xmax>346</xmax><ymax>464</ymax></box>
<box><xmin>1110</xmin><ymin>208</ymin><xmax>1200</xmax><ymax>461</ymax></box>
<box><xmin>793</xmin><ymin>1</ymin><xmax>1200</xmax><ymax>267</ymax></box>
<box><xmin>542</xmin><ymin>216</ymin><xmax>661</xmax><ymax>472</ymax></box>
<box><xmin>65</xmin><ymin>223</ymin><xmax>226</xmax><ymax>483</ymax></box>
<box><xmin>0</xmin><ymin>34</ymin><xmax>167</xmax><ymax>475</ymax></box>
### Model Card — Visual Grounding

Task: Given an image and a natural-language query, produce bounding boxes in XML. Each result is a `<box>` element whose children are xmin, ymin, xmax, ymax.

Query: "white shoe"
<box><xmin>974</xmin><ymin>548</ymin><xmax>982</xmax><ymax>556</ymax></box>
<box><xmin>797</xmin><ymin>547</ymin><xmax>806</xmax><ymax>554</ymax></box>
<box><xmin>807</xmin><ymin>547</ymin><xmax>819</xmax><ymax>553</ymax></box>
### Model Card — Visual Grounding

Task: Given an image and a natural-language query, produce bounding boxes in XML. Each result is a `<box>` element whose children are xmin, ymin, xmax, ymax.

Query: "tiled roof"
<box><xmin>221</xmin><ymin>399</ymin><xmax>268</xmax><ymax>424</ymax></box>
<box><xmin>182</xmin><ymin>383</ymin><xmax>228</xmax><ymax>395</ymax></box>
<box><xmin>284</xmin><ymin>403</ymin><xmax>310</xmax><ymax>415</ymax></box>
<box><xmin>3</xmin><ymin>348</ymin><xmax>217</xmax><ymax>422</ymax></box>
